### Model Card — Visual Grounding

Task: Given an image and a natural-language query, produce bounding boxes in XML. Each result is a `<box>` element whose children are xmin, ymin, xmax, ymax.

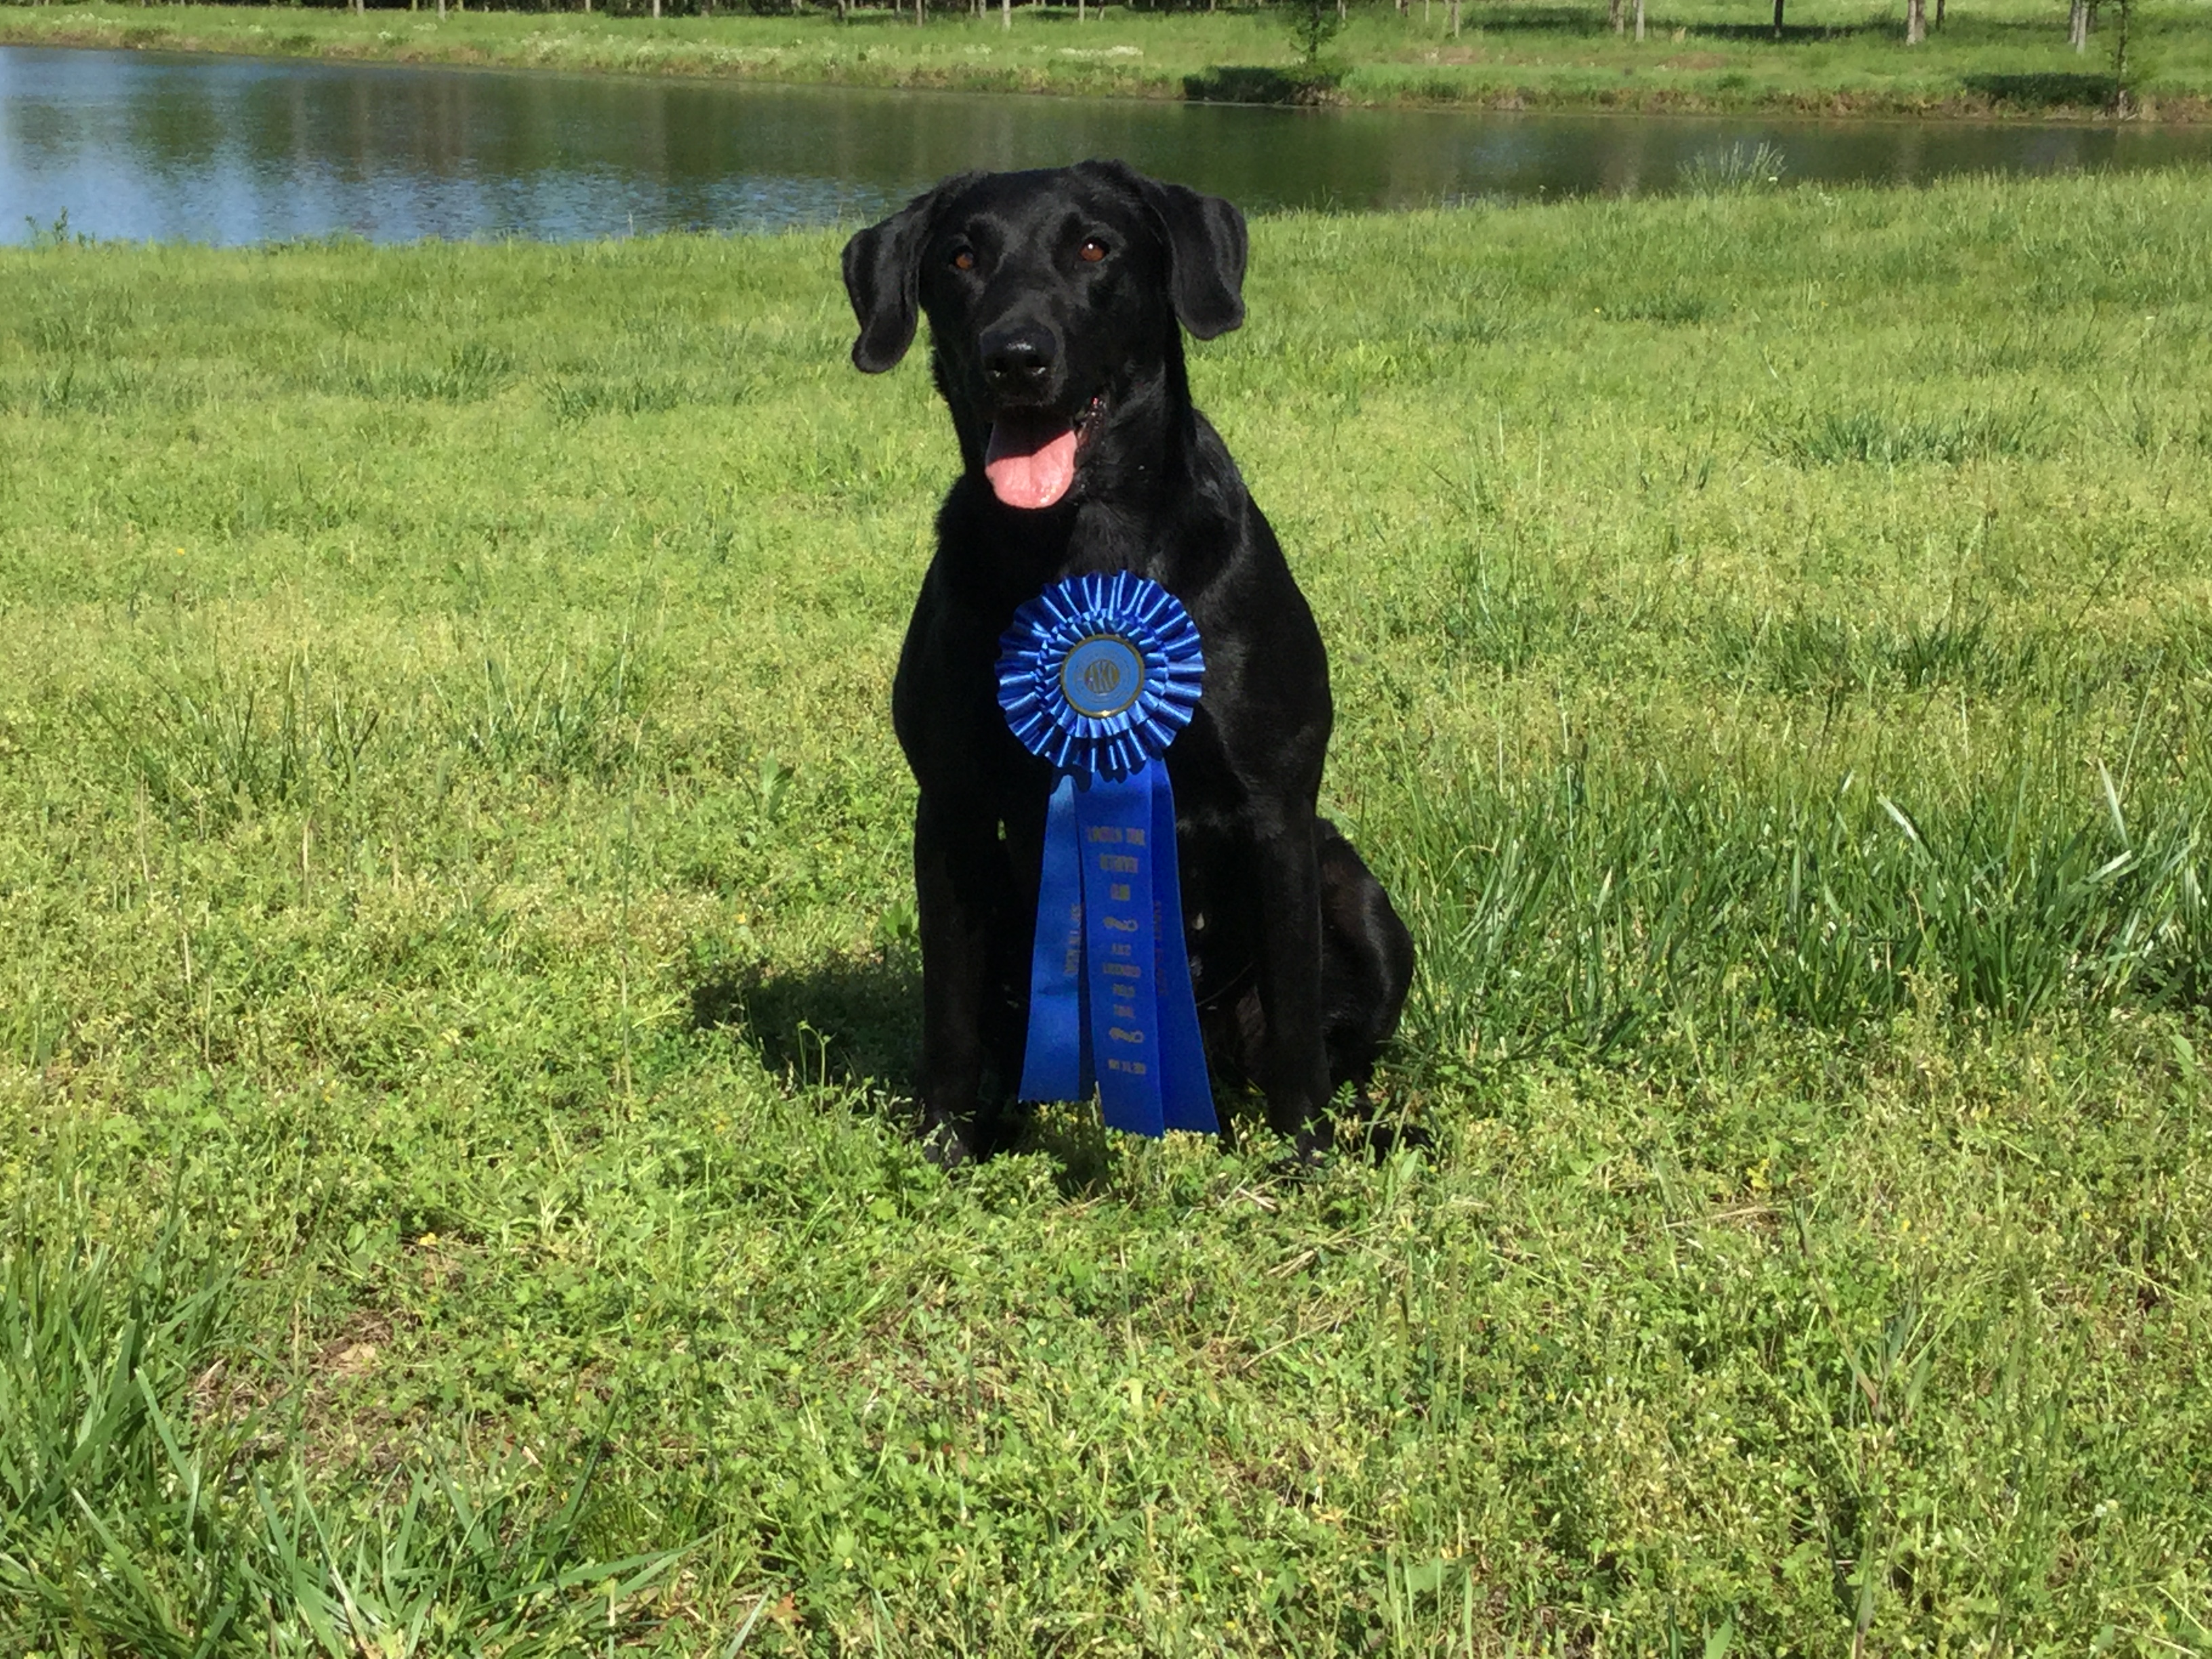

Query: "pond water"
<box><xmin>3</xmin><ymin>41</ymin><xmax>2207</xmax><ymax>243</ymax></box>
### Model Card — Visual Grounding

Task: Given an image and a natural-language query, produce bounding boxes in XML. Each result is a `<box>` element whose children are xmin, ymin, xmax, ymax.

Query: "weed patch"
<box><xmin>0</xmin><ymin>1216</ymin><xmax>674</xmax><ymax>1648</ymax></box>
<box><xmin>445</xmin><ymin>641</ymin><xmax>651</xmax><ymax>784</ymax></box>
<box><xmin>1768</xmin><ymin>402</ymin><xmax>2047</xmax><ymax>466</ymax></box>
<box><xmin>92</xmin><ymin>654</ymin><xmax>384</xmax><ymax>830</ymax></box>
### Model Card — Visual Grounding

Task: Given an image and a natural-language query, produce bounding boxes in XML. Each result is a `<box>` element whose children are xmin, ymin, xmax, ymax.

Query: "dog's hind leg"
<box><xmin>1247</xmin><ymin>813</ymin><xmax>1337</xmax><ymax>1158</ymax></box>
<box><xmin>1316</xmin><ymin>819</ymin><xmax>1415</xmax><ymax>1095</ymax></box>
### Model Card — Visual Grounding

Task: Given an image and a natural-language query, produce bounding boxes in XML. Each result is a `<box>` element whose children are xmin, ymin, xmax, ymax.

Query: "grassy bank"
<box><xmin>3</xmin><ymin>0</ymin><xmax>2210</xmax><ymax>117</ymax></box>
<box><xmin>5</xmin><ymin>169</ymin><xmax>2212</xmax><ymax>1653</ymax></box>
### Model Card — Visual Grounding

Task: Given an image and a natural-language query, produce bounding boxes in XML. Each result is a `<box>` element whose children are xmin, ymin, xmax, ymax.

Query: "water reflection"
<box><xmin>3</xmin><ymin>41</ymin><xmax>2206</xmax><ymax>244</ymax></box>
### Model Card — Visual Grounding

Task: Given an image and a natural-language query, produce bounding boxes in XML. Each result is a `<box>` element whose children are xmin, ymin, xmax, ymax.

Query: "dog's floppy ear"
<box><xmin>841</xmin><ymin>176</ymin><xmax>972</xmax><ymax>374</ymax></box>
<box><xmin>1081</xmin><ymin>160</ymin><xmax>1248</xmax><ymax>341</ymax></box>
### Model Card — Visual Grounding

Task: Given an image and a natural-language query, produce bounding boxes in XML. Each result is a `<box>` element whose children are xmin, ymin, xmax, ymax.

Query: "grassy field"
<box><xmin>3</xmin><ymin>0</ymin><xmax>2210</xmax><ymax>117</ymax></box>
<box><xmin>4</xmin><ymin>167</ymin><xmax>2212</xmax><ymax>1653</ymax></box>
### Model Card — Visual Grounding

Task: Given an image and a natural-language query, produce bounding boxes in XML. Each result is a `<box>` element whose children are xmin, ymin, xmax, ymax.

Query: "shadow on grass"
<box><xmin>1184</xmin><ymin>64</ymin><xmax>1344</xmax><ymax>104</ymax></box>
<box><xmin>832</xmin><ymin>5</ymin><xmax>1076</xmax><ymax>22</ymax></box>
<box><xmin>1451</xmin><ymin>5</ymin><xmax>1615</xmax><ymax>33</ymax></box>
<box><xmin>1427</xmin><ymin>5</ymin><xmax>1864</xmax><ymax>35</ymax></box>
<box><xmin>1683</xmin><ymin>20</ymin><xmax>1874</xmax><ymax>41</ymax></box>
<box><xmin>1961</xmin><ymin>70</ymin><xmax>2116</xmax><ymax>110</ymax></box>
<box><xmin>1011</xmin><ymin>1088</ymin><xmax>1427</xmax><ymax>1197</ymax></box>
<box><xmin>685</xmin><ymin>944</ymin><xmax>1431</xmax><ymax>1190</ymax></box>
<box><xmin>691</xmin><ymin>952</ymin><xmax>922</xmax><ymax>1096</ymax></box>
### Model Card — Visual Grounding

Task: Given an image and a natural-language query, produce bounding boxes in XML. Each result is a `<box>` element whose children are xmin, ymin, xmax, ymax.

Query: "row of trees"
<box><xmin>121</xmin><ymin>0</ymin><xmax>2146</xmax><ymax>55</ymax></box>
<box><xmin>1757</xmin><ymin>0</ymin><xmax>2122</xmax><ymax>46</ymax></box>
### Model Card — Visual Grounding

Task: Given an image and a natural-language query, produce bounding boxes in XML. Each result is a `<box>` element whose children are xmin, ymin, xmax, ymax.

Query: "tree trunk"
<box><xmin>1609</xmin><ymin>0</ymin><xmax>1623</xmax><ymax>33</ymax></box>
<box><xmin>1772</xmin><ymin>0</ymin><xmax>1784</xmax><ymax>35</ymax></box>
<box><xmin>2110</xmin><ymin>0</ymin><xmax>2132</xmax><ymax>112</ymax></box>
<box><xmin>1906</xmin><ymin>0</ymin><xmax>1925</xmax><ymax>43</ymax></box>
<box><xmin>1450</xmin><ymin>0</ymin><xmax>1460</xmax><ymax>34</ymax></box>
<box><xmin>2069</xmin><ymin>0</ymin><xmax>2087</xmax><ymax>49</ymax></box>
<box><xmin>1634</xmin><ymin>0</ymin><xmax>1644</xmax><ymax>39</ymax></box>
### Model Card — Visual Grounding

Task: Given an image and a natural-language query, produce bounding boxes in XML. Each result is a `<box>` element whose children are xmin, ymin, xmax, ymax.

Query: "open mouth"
<box><xmin>983</xmin><ymin>394</ymin><xmax>1103</xmax><ymax>512</ymax></box>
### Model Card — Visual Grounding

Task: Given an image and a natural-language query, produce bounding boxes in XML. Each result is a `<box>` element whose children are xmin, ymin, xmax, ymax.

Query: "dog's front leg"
<box><xmin>913</xmin><ymin>790</ymin><xmax>1015</xmax><ymax>1165</ymax></box>
<box><xmin>1251</xmin><ymin>815</ymin><xmax>1333</xmax><ymax>1156</ymax></box>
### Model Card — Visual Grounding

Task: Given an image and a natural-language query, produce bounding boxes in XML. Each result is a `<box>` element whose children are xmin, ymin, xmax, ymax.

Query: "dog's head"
<box><xmin>841</xmin><ymin>161</ymin><xmax>1247</xmax><ymax>512</ymax></box>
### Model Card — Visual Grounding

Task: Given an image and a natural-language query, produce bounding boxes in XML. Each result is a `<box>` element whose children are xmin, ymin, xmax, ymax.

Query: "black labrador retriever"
<box><xmin>842</xmin><ymin>160</ymin><xmax>1413</xmax><ymax>1164</ymax></box>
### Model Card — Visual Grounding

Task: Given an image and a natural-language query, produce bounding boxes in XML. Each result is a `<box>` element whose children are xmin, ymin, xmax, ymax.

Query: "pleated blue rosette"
<box><xmin>997</xmin><ymin>573</ymin><xmax>1217</xmax><ymax>1138</ymax></box>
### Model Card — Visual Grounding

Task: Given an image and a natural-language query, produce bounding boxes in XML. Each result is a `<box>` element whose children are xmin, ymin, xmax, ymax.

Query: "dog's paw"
<box><xmin>919</xmin><ymin>1115</ymin><xmax>983</xmax><ymax>1170</ymax></box>
<box><xmin>1263</xmin><ymin>1122</ymin><xmax>1333</xmax><ymax>1177</ymax></box>
<box><xmin>1358</xmin><ymin>1117</ymin><xmax>1434</xmax><ymax>1163</ymax></box>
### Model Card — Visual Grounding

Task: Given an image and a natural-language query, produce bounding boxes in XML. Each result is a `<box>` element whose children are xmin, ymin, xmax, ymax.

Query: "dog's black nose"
<box><xmin>980</xmin><ymin>325</ymin><xmax>1057</xmax><ymax>392</ymax></box>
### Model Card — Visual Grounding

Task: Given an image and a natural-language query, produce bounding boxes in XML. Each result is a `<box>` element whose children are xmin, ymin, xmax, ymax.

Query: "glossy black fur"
<box><xmin>842</xmin><ymin>161</ymin><xmax>1414</xmax><ymax>1163</ymax></box>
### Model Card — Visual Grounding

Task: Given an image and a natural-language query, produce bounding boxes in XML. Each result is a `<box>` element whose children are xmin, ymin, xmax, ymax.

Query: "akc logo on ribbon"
<box><xmin>997</xmin><ymin>573</ymin><xmax>1217</xmax><ymax>1139</ymax></box>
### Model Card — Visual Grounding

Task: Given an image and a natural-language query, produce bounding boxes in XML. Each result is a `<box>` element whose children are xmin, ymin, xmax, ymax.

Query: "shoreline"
<box><xmin>3</xmin><ymin>3</ymin><xmax>2206</xmax><ymax>123</ymax></box>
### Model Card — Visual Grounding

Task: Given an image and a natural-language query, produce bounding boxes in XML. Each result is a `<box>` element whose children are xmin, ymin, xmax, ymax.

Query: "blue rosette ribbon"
<box><xmin>997</xmin><ymin>573</ymin><xmax>1217</xmax><ymax>1138</ymax></box>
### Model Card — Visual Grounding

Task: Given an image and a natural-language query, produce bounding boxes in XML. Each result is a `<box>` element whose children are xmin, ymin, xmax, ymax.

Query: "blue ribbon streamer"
<box><xmin>1000</xmin><ymin>575</ymin><xmax>1216</xmax><ymax>1139</ymax></box>
<box><xmin>1020</xmin><ymin>774</ymin><xmax>1087</xmax><ymax>1105</ymax></box>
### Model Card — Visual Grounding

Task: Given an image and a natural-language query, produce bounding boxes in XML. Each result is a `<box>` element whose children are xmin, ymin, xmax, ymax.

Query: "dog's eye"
<box><xmin>949</xmin><ymin>247</ymin><xmax>977</xmax><ymax>273</ymax></box>
<box><xmin>1078</xmin><ymin>239</ymin><xmax>1108</xmax><ymax>264</ymax></box>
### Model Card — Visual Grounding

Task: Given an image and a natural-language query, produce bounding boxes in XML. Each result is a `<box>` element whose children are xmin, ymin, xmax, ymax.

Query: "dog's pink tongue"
<box><xmin>985</xmin><ymin>416</ymin><xmax>1078</xmax><ymax>510</ymax></box>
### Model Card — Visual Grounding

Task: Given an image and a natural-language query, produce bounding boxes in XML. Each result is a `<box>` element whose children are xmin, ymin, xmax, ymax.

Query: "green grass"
<box><xmin>3</xmin><ymin>168</ymin><xmax>2212</xmax><ymax>1653</ymax></box>
<box><xmin>3</xmin><ymin>0</ymin><xmax>2210</xmax><ymax>117</ymax></box>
